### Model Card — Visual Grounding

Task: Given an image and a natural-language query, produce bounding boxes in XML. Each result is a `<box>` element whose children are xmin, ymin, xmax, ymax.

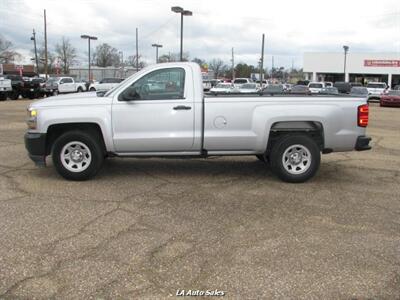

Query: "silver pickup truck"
<box><xmin>24</xmin><ymin>62</ymin><xmax>371</xmax><ymax>183</ymax></box>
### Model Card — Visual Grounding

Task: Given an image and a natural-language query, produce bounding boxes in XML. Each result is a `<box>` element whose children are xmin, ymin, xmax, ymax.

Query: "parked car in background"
<box><xmin>239</xmin><ymin>83</ymin><xmax>260</xmax><ymax>94</ymax></box>
<box><xmin>0</xmin><ymin>77</ymin><xmax>12</xmax><ymax>100</ymax></box>
<box><xmin>297</xmin><ymin>80</ymin><xmax>310</xmax><ymax>86</ymax></box>
<box><xmin>210</xmin><ymin>83</ymin><xmax>238</xmax><ymax>95</ymax></box>
<box><xmin>262</xmin><ymin>84</ymin><xmax>285</xmax><ymax>95</ymax></box>
<box><xmin>350</xmin><ymin>87</ymin><xmax>369</xmax><ymax>97</ymax></box>
<box><xmin>88</xmin><ymin>78</ymin><xmax>124</xmax><ymax>92</ymax></box>
<box><xmin>22</xmin><ymin>77</ymin><xmax>44</xmax><ymax>99</ymax></box>
<box><xmin>324</xmin><ymin>82</ymin><xmax>333</xmax><ymax>87</ymax></box>
<box><xmin>203</xmin><ymin>80</ymin><xmax>212</xmax><ymax>91</ymax></box>
<box><xmin>4</xmin><ymin>74</ymin><xmax>24</xmax><ymax>99</ymax></box>
<box><xmin>45</xmin><ymin>77</ymin><xmax>87</xmax><ymax>96</ymax></box>
<box><xmin>319</xmin><ymin>87</ymin><xmax>339</xmax><ymax>95</ymax></box>
<box><xmin>380</xmin><ymin>90</ymin><xmax>400</xmax><ymax>107</ymax></box>
<box><xmin>290</xmin><ymin>85</ymin><xmax>311</xmax><ymax>95</ymax></box>
<box><xmin>333</xmin><ymin>82</ymin><xmax>351</xmax><ymax>94</ymax></box>
<box><xmin>233</xmin><ymin>78</ymin><xmax>251</xmax><ymax>88</ymax></box>
<box><xmin>210</xmin><ymin>79</ymin><xmax>221</xmax><ymax>88</ymax></box>
<box><xmin>394</xmin><ymin>85</ymin><xmax>400</xmax><ymax>90</ymax></box>
<box><xmin>308</xmin><ymin>82</ymin><xmax>325</xmax><ymax>94</ymax></box>
<box><xmin>283</xmin><ymin>84</ymin><xmax>292</xmax><ymax>92</ymax></box>
<box><xmin>366</xmin><ymin>82</ymin><xmax>387</xmax><ymax>99</ymax></box>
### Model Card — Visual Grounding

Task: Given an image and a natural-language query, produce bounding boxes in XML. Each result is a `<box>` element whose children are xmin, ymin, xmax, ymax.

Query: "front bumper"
<box><xmin>355</xmin><ymin>135</ymin><xmax>371</xmax><ymax>151</ymax></box>
<box><xmin>24</xmin><ymin>132</ymin><xmax>47</xmax><ymax>166</ymax></box>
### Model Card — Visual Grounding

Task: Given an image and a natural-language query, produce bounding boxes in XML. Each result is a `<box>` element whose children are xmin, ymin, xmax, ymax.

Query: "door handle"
<box><xmin>173</xmin><ymin>105</ymin><xmax>191</xmax><ymax>110</ymax></box>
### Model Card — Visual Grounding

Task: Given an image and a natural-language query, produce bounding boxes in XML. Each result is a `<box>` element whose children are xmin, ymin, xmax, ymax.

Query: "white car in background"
<box><xmin>308</xmin><ymin>82</ymin><xmax>325</xmax><ymax>94</ymax></box>
<box><xmin>239</xmin><ymin>83</ymin><xmax>260</xmax><ymax>94</ymax></box>
<box><xmin>366</xmin><ymin>82</ymin><xmax>387</xmax><ymax>98</ymax></box>
<box><xmin>210</xmin><ymin>83</ymin><xmax>239</xmax><ymax>95</ymax></box>
<box><xmin>89</xmin><ymin>78</ymin><xmax>125</xmax><ymax>92</ymax></box>
<box><xmin>233</xmin><ymin>78</ymin><xmax>251</xmax><ymax>88</ymax></box>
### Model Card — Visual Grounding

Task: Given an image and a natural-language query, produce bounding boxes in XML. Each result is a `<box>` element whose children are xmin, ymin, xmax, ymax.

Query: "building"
<box><xmin>0</xmin><ymin>64</ymin><xmax>36</xmax><ymax>76</ymax></box>
<box><xmin>303</xmin><ymin>52</ymin><xmax>400</xmax><ymax>88</ymax></box>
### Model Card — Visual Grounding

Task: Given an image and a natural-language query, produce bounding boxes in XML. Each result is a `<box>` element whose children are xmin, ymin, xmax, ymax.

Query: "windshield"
<box><xmin>367</xmin><ymin>83</ymin><xmax>386</xmax><ymax>89</ymax></box>
<box><xmin>47</xmin><ymin>77</ymin><xmax>60</xmax><ymax>83</ymax></box>
<box><xmin>265</xmin><ymin>85</ymin><xmax>283</xmax><ymax>92</ymax></box>
<box><xmin>388</xmin><ymin>90</ymin><xmax>400</xmax><ymax>96</ymax></box>
<box><xmin>351</xmin><ymin>87</ymin><xmax>368</xmax><ymax>95</ymax></box>
<box><xmin>309</xmin><ymin>83</ymin><xmax>323</xmax><ymax>88</ymax></box>
<box><xmin>216</xmin><ymin>84</ymin><xmax>231</xmax><ymax>88</ymax></box>
<box><xmin>234</xmin><ymin>79</ymin><xmax>248</xmax><ymax>84</ymax></box>
<box><xmin>241</xmin><ymin>84</ymin><xmax>256</xmax><ymax>89</ymax></box>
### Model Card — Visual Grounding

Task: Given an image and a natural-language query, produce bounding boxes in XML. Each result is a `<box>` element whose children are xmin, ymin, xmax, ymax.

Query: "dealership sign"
<box><xmin>364</xmin><ymin>60</ymin><xmax>400</xmax><ymax>67</ymax></box>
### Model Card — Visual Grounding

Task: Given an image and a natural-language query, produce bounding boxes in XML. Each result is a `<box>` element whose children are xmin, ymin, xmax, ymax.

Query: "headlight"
<box><xmin>27</xmin><ymin>108</ymin><xmax>37</xmax><ymax>129</ymax></box>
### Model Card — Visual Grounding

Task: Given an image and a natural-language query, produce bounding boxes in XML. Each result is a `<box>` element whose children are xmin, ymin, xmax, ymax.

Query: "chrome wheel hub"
<box><xmin>60</xmin><ymin>141</ymin><xmax>91</xmax><ymax>173</ymax></box>
<box><xmin>282</xmin><ymin>144</ymin><xmax>312</xmax><ymax>175</ymax></box>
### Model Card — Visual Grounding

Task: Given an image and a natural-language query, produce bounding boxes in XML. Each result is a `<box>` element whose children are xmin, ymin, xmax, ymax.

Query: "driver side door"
<box><xmin>111</xmin><ymin>67</ymin><xmax>195</xmax><ymax>153</ymax></box>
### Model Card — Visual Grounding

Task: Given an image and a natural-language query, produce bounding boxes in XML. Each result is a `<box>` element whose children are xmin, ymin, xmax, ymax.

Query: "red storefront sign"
<box><xmin>364</xmin><ymin>60</ymin><xmax>400</xmax><ymax>67</ymax></box>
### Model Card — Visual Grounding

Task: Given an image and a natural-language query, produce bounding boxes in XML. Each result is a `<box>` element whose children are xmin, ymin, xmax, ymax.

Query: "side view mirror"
<box><xmin>96</xmin><ymin>91</ymin><xmax>106</xmax><ymax>97</ymax></box>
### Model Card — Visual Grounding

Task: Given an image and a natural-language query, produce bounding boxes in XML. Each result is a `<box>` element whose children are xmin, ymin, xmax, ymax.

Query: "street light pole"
<box><xmin>343</xmin><ymin>45</ymin><xmax>349</xmax><ymax>82</ymax></box>
<box><xmin>171</xmin><ymin>6</ymin><xmax>192</xmax><ymax>61</ymax></box>
<box><xmin>81</xmin><ymin>35</ymin><xmax>98</xmax><ymax>81</ymax></box>
<box><xmin>30</xmin><ymin>29</ymin><xmax>39</xmax><ymax>73</ymax></box>
<box><xmin>152</xmin><ymin>44</ymin><xmax>163</xmax><ymax>63</ymax></box>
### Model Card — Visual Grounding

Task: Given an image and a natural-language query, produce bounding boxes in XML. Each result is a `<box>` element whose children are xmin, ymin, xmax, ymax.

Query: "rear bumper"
<box><xmin>355</xmin><ymin>135</ymin><xmax>371</xmax><ymax>151</ymax></box>
<box><xmin>24</xmin><ymin>132</ymin><xmax>47</xmax><ymax>166</ymax></box>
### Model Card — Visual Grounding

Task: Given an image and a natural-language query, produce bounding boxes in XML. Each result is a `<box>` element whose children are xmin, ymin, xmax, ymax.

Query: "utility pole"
<box><xmin>31</xmin><ymin>29</ymin><xmax>39</xmax><ymax>73</ymax></box>
<box><xmin>259</xmin><ymin>34</ymin><xmax>265</xmax><ymax>84</ymax></box>
<box><xmin>135</xmin><ymin>28</ymin><xmax>139</xmax><ymax>72</ymax></box>
<box><xmin>231</xmin><ymin>47</ymin><xmax>235</xmax><ymax>81</ymax></box>
<box><xmin>271</xmin><ymin>55</ymin><xmax>274</xmax><ymax>80</ymax></box>
<box><xmin>44</xmin><ymin>9</ymin><xmax>48</xmax><ymax>79</ymax></box>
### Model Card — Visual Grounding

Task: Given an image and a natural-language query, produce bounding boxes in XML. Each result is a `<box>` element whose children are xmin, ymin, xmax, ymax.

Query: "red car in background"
<box><xmin>380</xmin><ymin>90</ymin><xmax>400</xmax><ymax>107</ymax></box>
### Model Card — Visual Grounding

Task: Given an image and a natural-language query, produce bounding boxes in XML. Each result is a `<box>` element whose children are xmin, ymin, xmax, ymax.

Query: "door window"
<box><xmin>119</xmin><ymin>68</ymin><xmax>185</xmax><ymax>101</ymax></box>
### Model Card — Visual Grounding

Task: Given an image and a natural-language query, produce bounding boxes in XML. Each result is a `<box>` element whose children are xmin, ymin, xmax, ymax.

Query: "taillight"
<box><xmin>358</xmin><ymin>104</ymin><xmax>369</xmax><ymax>127</ymax></box>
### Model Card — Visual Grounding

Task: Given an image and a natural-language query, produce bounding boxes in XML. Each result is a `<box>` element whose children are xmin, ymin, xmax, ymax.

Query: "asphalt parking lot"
<box><xmin>0</xmin><ymin>99</ymin><xmax>399</xmax><ymax>299</ymax></box>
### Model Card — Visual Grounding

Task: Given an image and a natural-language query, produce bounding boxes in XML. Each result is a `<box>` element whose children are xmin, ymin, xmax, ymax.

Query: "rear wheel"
<box><xmin>77</xmin><ymin>87</ymin><xmax>83</xmax><ymax>92</ymax></box>
<box><xmin>10</xmin><ymin>91</ymin><xmax>19</xmax><ymax>100</ymax></box>
<box><xmin>270</xmin><ymin>134</ymin><xmax>320</xmax><ymax>183</ymax></box>
<box><xmin>52</xmin><ymin>131</ymin><xmax>104</xmax><ymax>181</ymax></box>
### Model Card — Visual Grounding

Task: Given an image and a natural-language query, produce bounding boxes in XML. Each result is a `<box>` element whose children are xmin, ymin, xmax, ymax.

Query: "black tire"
<box><xmin>270</xmin><ymin>134</ymin><xmax>320</xmax><ymax>183</ymax></box>
<box><xmin>0</xmin><ymin>94</ymin><xmax>6</xmax><ymax>101</ymax></box>
<box><xmin>10</xmin><ymin>91</ymin><xmax>19</xmax><ymax>100</ymax></box>
<box><xmin>52</xmin><ymin>131</ymin><xmax>104</xmax><ymax>181</ymax></box>
<box><xmin>77</xmin><ymin>87</ymin><xmax>83</xmax><ymax>93</ymax></box>
<box><xmin>90</xmin><ymin>87</ymin><xmax>96</xmax><ymax>91</ymax></box>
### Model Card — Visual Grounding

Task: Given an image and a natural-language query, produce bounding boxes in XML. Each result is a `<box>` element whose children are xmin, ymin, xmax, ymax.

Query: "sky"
<box><xmin>1</xmin><ymin>0</ymin><xmax>399</xmax><ymax>69</ymax></box>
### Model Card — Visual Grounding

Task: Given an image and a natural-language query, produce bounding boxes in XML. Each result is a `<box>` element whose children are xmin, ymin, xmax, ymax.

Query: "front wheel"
<box><xmin>270</xmin><ymin>134</ymin><xmax>320</xmax><ymax>183</ymax></box>
<box><xmin>52</xmin><ymin>131</ymin><xmax>104</xmax><ymax>181</ymax></box>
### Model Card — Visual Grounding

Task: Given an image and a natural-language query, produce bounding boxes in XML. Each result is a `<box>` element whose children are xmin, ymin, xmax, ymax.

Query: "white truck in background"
<box><xmin>0</xmin><ymin>77</ymin><xmax>12</xmax><ymax>100</ymax></box>
<box><xmin>44</xmin><ymin>77</ymin><xmax>86</xmax><ymax>96</ymax></box>
<box><xmin>25</xmin><ymin>62</ymin><xmax>371</xmax><ymax>183</ymax></box>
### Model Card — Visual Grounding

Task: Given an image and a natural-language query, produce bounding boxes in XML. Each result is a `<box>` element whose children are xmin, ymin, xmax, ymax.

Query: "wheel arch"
<box><xmin>267</xmin><ymin>121</ymin><xmax>325</xmax><ymax>154</ymax></box>
<box><xmin>45</xmin><ymin>123</ymin><xmax>107</xmax><ymax>156</ymax></box>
